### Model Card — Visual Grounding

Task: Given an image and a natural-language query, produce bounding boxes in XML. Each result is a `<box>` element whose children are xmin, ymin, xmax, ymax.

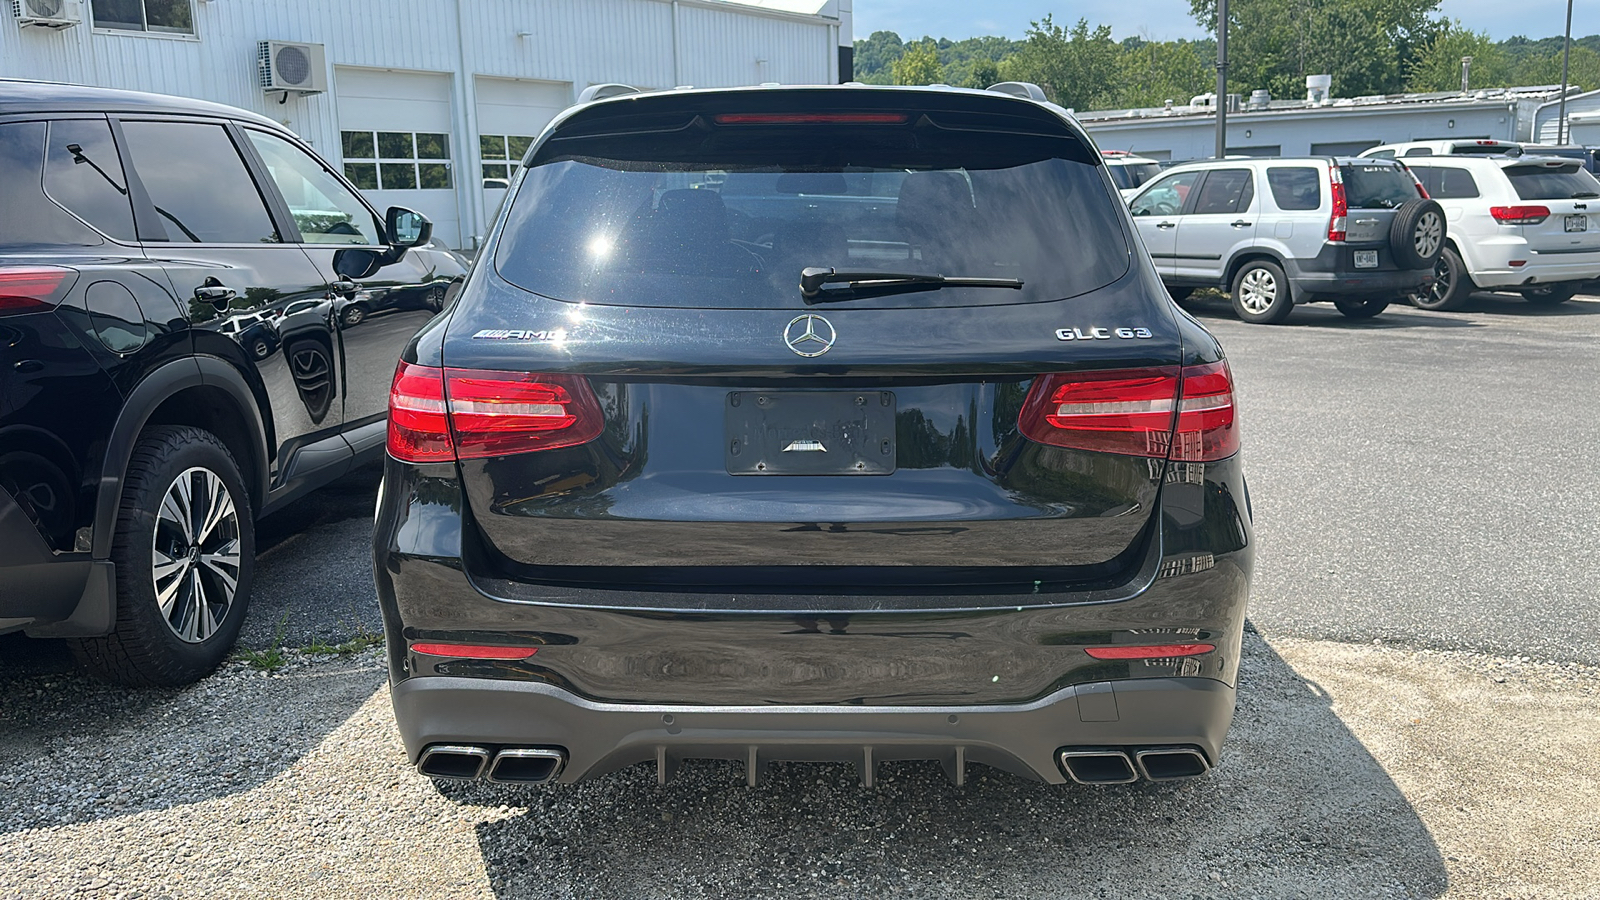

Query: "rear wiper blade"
<box><xmin>799</xmin><ymin>266</ymin><xmax>1023</xmax><ymax>302</ymax></box>
<box><xmin>1571</xmin><ymin>191</ymin><xmax>1600</xmax><ymax>199</ymax></box>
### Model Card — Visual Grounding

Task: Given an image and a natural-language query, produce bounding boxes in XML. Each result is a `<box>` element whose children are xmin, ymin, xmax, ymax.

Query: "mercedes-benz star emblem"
<box><xmin>784</xmin><ymin>314</ymin><xmax>836</xmax><ymax>358</ymax></box>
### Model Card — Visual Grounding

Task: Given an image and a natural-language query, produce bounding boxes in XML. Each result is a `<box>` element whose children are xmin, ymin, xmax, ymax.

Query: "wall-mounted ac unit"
<box><xmin>257</xmin><ymin>40</ymin><xmax>328</xmax><ymax>95</ymax></box>
<box><xmin>11</xmin><ymin>0</ymin><xmax>82</xmax><ymax>29</ymax></box>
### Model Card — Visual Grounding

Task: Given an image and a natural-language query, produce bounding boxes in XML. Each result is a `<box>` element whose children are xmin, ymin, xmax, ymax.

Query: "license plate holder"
<box><xmin>1565</xmin><ymin>214</ymin><xmax>1588</xmax><ymax>233</ymax></box>
<box><xmin>726</xmin><ymin>391</ymin><xmax>897</xmax><ymax>475</ymax></box>
<box><xmin>1353</xmin><ymin>250</ymin><xmax>1379</xmax><ymax>268</ymax></box>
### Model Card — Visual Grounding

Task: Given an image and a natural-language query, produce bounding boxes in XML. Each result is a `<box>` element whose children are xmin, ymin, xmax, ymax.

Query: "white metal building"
<box><xmin>1</xmin><ymin>0</ymin><xmax>853</xmax><ymax>249</ymax></box>
<box><xmin>1080</xmin><ymin>82</ymin><xmax>1598</xmax><ymax>164</ymax></box>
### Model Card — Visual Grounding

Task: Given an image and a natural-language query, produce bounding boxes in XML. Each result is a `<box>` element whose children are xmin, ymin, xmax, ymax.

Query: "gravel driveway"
<box><xmin>3</xmin><ymin>631</ymin><xmax>1595</xmax><ymax>899</ymax></box>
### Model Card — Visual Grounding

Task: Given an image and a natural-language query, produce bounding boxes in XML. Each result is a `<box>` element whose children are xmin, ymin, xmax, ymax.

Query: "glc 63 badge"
<box><xmin>1055</xmin><ymin>326</ymin><xmax>1154</xmax><ymax>341</ymax></box>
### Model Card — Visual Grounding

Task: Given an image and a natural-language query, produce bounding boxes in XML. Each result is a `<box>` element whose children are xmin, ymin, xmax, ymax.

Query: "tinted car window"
<box><xmin>1507</xmin><ymin>165</ymin><xmax>1600</xmax><ymax>200</ymax></box>
<box><xmin>1266</xmin><ymin>167</ymin><xmax>1321</xmax><ymax>210</ymax></box>
<box><xmin>1130</xmin><ymin>170</ymin><xmax>1200</xmax><ymax>217</ymax></box>
<box><xmin>1107</xmin><ymin>162</ymin><xmax>1161</xmax><ymax>190</ymax></box>
<box><xmin>244</xmin><ymin>130</ymin><xmax>381</xmax><ymax>245</ymax></box>
<box><xmin>496</xmin><ymin>117</ymin><xmax>1131</xmax><ymax>310</ymax></box>
<box><xmin>1191</xmin><ymin>168</ymin><xmax>1254</xmax><ymax>214</ymax></box>
<box><xmin>121</xmin><ymin>121</ymin><xmax>279</xmax><ymax>243</ymax></box>
<box><xmin>43</xmin><ymin>118</ymin><xmax>137</xmax><ymax>242</ymax></box>
<box><xmin>1339</xmin><ymin>163</ymin><xmax>1417</xmax><ymax>209</ymax></box>
<box><xmin>0</xmin><ymin>121</ymin><xmax>110</xmax><ymax>248</ymax></box>
<box><xmin>1416</xmin><ymin>166</ymin><xmax>1480</xmax><ymax>199</ymax></box>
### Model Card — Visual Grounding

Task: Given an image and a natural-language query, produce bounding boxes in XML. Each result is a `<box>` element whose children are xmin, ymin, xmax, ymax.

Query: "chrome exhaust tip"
<box><xmin>1134</xmin><ymin>747</ymin><xmax>1211</xmax><ymax>781</ymax></box>
<box><xmin>1059</xmin><ymin>749</ymin><xmax>1139</xmax><ymax>785</ymax></box>
<box><xmin>487</xmin><ymin>748</ymin><xmax>567</xmax><ymax>785</ymax></box>
<box><xmin>417</xmin><ymin>744</ymin><xmax>490</xmax><ymax>780</ymax></box>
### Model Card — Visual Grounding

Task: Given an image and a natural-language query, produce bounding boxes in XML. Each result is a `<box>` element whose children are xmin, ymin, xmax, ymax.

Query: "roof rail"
<box><xmin>986</xmin><ymin>82</ymin><xmax>1048</xmax><ymax>102</ymax></box>
<box><xmin>577</xmin><ymin>83</ymin><xmax>642</xmax><ymax>104</ymax></box>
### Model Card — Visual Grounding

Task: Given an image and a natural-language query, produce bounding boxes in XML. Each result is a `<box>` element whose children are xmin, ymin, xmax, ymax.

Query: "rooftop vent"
<box><xmin>1247</xmin><ymin>89</ymin><xmax>1271</xmax><ymax>110</ymax></box>
<box><xmin>1306</xmin><ymin>74</ymin><xmax>1332</xmax><ymax>105</ymax></box>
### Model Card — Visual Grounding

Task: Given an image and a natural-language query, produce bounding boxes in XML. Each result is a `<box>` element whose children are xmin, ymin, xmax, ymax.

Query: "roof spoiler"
<box><xmin>577</xmin><ymin>83</ymin><xmax>643</xmax><ymax>104</ymax></box>
<box><xmin>986</xmin><ymin>82</ymin><xmax>1048</xmax><ymax>102</ymax></box>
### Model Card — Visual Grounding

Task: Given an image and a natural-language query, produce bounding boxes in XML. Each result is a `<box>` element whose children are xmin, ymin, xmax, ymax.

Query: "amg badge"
<box><xmin>1055</xmin><ymin>326</ymin><xmax>1154</xmax><ymax>341</ymax></box>
<box><xmin>472</xmin><ymin>329</ymin><xmax>565</xmax><ymax>342</ymax></box>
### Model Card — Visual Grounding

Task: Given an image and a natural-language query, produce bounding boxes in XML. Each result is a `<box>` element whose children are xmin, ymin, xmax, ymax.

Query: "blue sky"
<box><xmin>852</xmin><ymin>1</ymin><xmax>1593</xmax><ymax>44</ymax></box>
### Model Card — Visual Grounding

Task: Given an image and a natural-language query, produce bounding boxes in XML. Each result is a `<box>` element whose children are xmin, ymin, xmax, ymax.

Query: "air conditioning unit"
<box><xmin>11</xmin><ymin>0</ymin><xmax>82</xmax><ymax>28</ymax></box>
<box><xmin>257</xmin><ymin>40</ymin><xmax>327</xmax><ymax>95</ymax></box>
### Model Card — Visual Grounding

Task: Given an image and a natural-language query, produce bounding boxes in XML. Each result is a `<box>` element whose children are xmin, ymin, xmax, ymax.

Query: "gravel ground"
<box><xmin>2</xmin><ymin>630</ymin><xmax>1596</xmax><ymax>900</ymax></box>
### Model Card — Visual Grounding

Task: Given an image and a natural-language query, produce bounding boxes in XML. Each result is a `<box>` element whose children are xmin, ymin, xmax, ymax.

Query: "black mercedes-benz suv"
<box><xmin>375</xmin><ymin>83</ymin><xmax>1254</xmax><ymax>788</ymax></box>
<box><xmin>0</xmin><ymin>80</ymin><xmax>464</xmax><ymax>685</ymax></box>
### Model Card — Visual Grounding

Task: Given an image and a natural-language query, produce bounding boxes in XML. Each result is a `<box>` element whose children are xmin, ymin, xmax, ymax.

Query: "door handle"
<box><xmin>1155</xmin><ymin>221</ymin><xmax>1176</xmax><ymax>229</ymax></box>
<box><xmin>1231</xmin><ymin>220</ymin><xmax>1252</xmax><ymax>227</ymax></box>
<box><xmin>193</xmin><ymin>280</ymin><xmax>236</xmax><ymax>310</ymax></box>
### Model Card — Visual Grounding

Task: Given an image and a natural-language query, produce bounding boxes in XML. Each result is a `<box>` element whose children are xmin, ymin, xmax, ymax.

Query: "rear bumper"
<box><xmin>1285</xmin><ymin>242</ymin><xmax>1433</xmax><ymax>298</ymax></box>
<box><xmin>391</xmin><ymin>675</ymin><xmax>1237</xmax><ymax>785</ymax></box>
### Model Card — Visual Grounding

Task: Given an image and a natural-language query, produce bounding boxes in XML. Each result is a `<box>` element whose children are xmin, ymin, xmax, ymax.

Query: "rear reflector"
<box><xmin>1086</xmin><ymin>643</ymin><xmax>1215</xmax><ymax>660</ymax></box>
<box><xmin>387</xmin><ymin>361</ymin><xmax>604</xmax><ymax>463</ymax></box>
<box><xmin>1018</xmin><ymin>361</ymin><xmax>1238</xmax><ymax>462</ymax></box>
<box><xmin>410</xmin><ymin>643</ymin><xmax>538</xmax><ymax>660</ymax></box>
<box><xmin>713</xmin><ymin>113</ymin><xmax>909</xmax><ymax>125</ymax></box>
<box><xmin>0</xmin><ymin>266</ymin><xmax>75</xmax><ymax>317</ymax></box>
<box><xmin>1490</xmin><ymin>205</ymin><xmax>1551</xmax><ymax>225</ymax></box>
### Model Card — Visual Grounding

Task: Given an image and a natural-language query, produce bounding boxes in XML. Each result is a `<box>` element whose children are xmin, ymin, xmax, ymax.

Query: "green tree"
<box><xmin>1119</xmin><ymin>38</ymin><xmax>1215</xmax><ymax>108</ymax></box>
<box><xmin>1002</xmin><ymin>16</ymin><xmax>1122</xmax><ymax>110</ymax></box>
<box><xmin>892</xmin><ymin>40</ymin><xmax>943</xmax><ymax>85</ymax></box>
<box><xmin>1509</xmin><ymin>45</ymin><xmax>1600</xmax><ymax>92</ymax></box>
<box><xmin>1406</xmin><ymin>21</ymin><xmax>1510</xmax><ymax>91</ymax></box>
<box><xmin>852</xmin><ymin>31</ymin><xmax>905</xmax><ymax>84</ymax></box>
<box><xmin>1188</xmin><ymin>0</ymin><xmax>1442</xmax><ymax>99</ymax></box>
<box><xmin>964</xmin><ymin>58</ymin><xmax>1001</xmax><ymax>89</ymax></box>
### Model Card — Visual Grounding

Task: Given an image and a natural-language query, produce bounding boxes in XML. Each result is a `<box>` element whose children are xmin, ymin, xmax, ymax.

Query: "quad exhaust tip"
<box><xmin>1059</xmin><ymin>749</ymin><xmax>1139</xmax><ymax>785</ymax></box>
<box><xmin>1059</xmin><ymin>747</ymin><xmax>1211</xmax><ymax>783</ymax></box>
<box><xmin>417</xmin><ymin>744</ymin><xmax>490</xmax><ymax>780</ymax></box>
<box><xmin>488</xmin><ymin>748</ymin><xmax>566</xmax><ymax>784</ymax></box>
<box><xmin>1134</xmin><ymin>747</ymin><xmax>1211</xmax><ymax>781</ymax></box>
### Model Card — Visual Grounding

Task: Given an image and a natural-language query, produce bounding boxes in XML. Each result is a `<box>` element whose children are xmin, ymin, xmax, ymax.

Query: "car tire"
<box><xmin>1334</xmin><ymin>297</ymin><xmax>1389</xmax><ymax>319</ymax></box>
<box><xmin>426</xmin><ymin>284</ymin><xmax>447</xmax><ymax>312</ymax></box>
<box><xmin>69</xmin><ymin>425</ymin><xmax>254</xmax><ymax>687</ymax></box>
<box><xmin>341</xmin><ymin>303</ymin><xmax>367</xmax><ymax>327</ymax></box>
<box><xmin>1409</xmin><ymin>246</ymin><xmax>1470</xmax><ymax>311</ymax></box>
<box><xmin>1389</xmin><ymin>198</ymin><xmax>1447</xmax><ymax>269</ymax></box>
<box><xmin>1520</xmin><ymin>282</ymin><xmax>1580</xmax><ymax>305</ymax></box>
<box><xmin>1230</xmin><ymin>259</ymin><xmax>1294</xmax><ymax>324</ymax></box>
<box><xmin>249</xmin><ymin>337</ymin><xmax>272</xmax><ymax>359</ymax></box>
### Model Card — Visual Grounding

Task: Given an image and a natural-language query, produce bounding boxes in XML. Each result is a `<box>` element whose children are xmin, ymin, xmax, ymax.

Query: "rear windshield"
<box><xmin>494</xmin><ymin>110</ymin><xmax>1131</xmax><ymax>309</ymax></box>
<box><xmin>1339</xmin><ymin>163</ymin><xmax>1417</xmax><ymax>209</ymax></box>
<box><xmin>1507</xmin><ymin>165</ymin><xmax>1600</xmax><ymax>200</ymax></box>
<box><xmin>1107</xmin><ymin>162</ymin><xmax>1161</xmax><ymax>190</ymax></box>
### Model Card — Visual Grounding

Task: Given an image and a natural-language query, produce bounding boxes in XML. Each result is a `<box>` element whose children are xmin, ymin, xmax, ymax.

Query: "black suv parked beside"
<box><xmin>0</xmin><ymin>80</ymin><xmax>464</xmax><ymax>685</ymax></box>
<box><xmin>376</xmin><ymin>83</ymin><xmax>1254</xmax><ymax>789</ymax></box>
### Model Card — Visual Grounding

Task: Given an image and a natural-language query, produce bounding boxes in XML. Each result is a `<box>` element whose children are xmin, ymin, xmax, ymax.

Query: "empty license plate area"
<box><xmin>1565</xmin><ymin>215</ymin><xmax>1588</xmax><ymax>233</ymax></box>
<box><xmin>1354</xmin><ymin>250</ymin><xmax>1379</xmax><ymax>268</ymax></box>
<box><xmin>726</xmin><ymin>391</ymin><xmax>897</xmax><ymax>475</ymax></box>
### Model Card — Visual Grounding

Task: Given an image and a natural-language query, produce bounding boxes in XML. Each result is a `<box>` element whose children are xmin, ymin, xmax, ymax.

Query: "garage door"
<box><xmin>335</xmin><ymin>68</ymin><xmax>462</xmax><ymax>249</ymax></box>
<box><xmin>475</xmin><ymin>77</ymin><xmax>572</xmax><ymax>223</ymax></box>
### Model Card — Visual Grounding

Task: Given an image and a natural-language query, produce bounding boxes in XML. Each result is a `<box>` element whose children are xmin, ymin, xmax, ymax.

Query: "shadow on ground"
<box><xmin>1182</xmin><ymin>288</ymin><xmax>1600</xmax><ymax>330</ymax></box>
<box><xmin>459</xmin><ymin>629</ymin><xmax>1448</xmax><ymax>899</ymax></box>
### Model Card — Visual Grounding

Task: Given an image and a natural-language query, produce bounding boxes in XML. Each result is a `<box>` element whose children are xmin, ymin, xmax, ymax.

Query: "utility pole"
<box><xmin>1215</xmin><ymin>0</ymin><xmax>1228</xmax><ymax>158</ymax></box>
<box><xmin>1558</xmin><ymin>0</ymin><xmax>1574</xmax><ymax>144</ymax></box>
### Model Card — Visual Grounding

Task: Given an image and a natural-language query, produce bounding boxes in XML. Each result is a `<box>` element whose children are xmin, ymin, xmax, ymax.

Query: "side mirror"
<box><xmin>386</xmin><ymin>207</ymin><xmax>432</xmax><ymax>248</ymax></box>
<box><xmin>332</xmin><ymin>247</ymin><xmax>384</xmax><ymax>280</ymax></box>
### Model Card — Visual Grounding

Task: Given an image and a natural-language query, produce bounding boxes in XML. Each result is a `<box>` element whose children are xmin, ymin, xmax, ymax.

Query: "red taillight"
<box><xmin>410</xmin><ymin>642</ymin><xmax>538</xmax><ymax>660</ymax></box>
<box><xmin>1085</xmin><ymin>643</ymin><xmax>1215</xmax><ymax>660</ymax></box>
<box><xmin>1490</xmin><ymin>205</ymin><xmax>1551</xmax><ymax>225</ymax></box>
<box><xmin>387</xmin><ymin>361</ymin><xmax>454</xmax><ymax>464</ymax></box>
<box><xmin>712</xmin><ymin>113</ymin><xmax>908</xmax><ymax>125</ymax></box>
<box><xmin>1017</xmin><ymin>362</ymin><xmax>1238</xmax><ymax>462</ymax></box>
<box><xmin>1327</xmin><ymin>166</ymin><xmax>1348</xmax><ymax>242</ymax></box>
<box><xmin>386</xmin><ymin>361</ymin><xmax>605</xmax><ymax>463</ymax></box>
<box><xmin>445</xmin><ymin>368</ymin><xmax>604</xmax><ymax>459</ymax></box>
<box><xmin>0</xmin><ymin>266</ymin><xmax>75</xmax><ymax>317</ymax></box>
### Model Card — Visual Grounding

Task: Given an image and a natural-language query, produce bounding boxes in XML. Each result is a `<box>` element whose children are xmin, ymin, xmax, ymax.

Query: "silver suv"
<box><xmin>1127</xmin><ymin>157</ymin><xmax>1445</xmax><ymax>323</ymax></box>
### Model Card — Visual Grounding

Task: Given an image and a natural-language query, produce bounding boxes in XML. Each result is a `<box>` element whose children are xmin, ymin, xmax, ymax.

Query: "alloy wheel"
<box><xmin>1414</xmin><ymin>211</ymin><xmax>1443</xmax><ymax>260</ymax></box>
<box><xmin>151</xmin><ymin>466</ymin><xmax>242</xmax><ymax>644</ymax></box>
<box><xmin>1238</xmin><ymin>268</ymin><xmax>1277</xmax><ymax>314</ymax></box>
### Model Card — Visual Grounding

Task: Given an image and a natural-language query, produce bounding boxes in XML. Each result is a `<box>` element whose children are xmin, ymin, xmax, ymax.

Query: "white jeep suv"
<box><xmin>1397</xmin><ymin>155</ymin><xmax>1600</xmax><ymax>308</ymax></box>
<box><xmin>1127</xmin><ymin>157</ymin><xmax>1444</xmax><ymax>323</ymax></box>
